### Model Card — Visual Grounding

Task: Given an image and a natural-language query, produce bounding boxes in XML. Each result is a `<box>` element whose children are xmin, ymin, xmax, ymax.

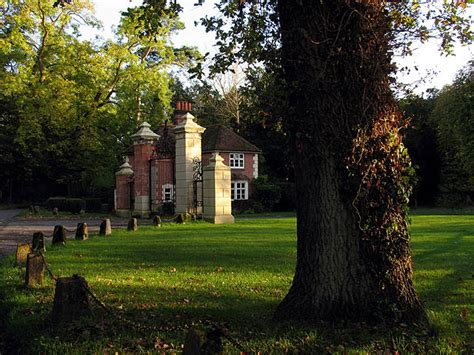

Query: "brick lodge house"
<box><xmin>114</xmin><ymin>102</ymin><xmax>260</xmax><ymax>220</ymax></box>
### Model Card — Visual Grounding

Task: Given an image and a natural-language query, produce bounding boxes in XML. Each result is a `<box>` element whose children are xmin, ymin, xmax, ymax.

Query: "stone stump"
<box><xmin>52</xmin><ymin>225</ymin><xmax>67</xmax><ymax>245</ymax></box>
<box><xmin>201</xmin><ymin>327</ymin><xmax>224</xmax><ymax>355</ymax></box>
<box><xmin>99</xmin><ymin>219</ymin><xmax>112</xmax><ymax>236</ymax></box>
<box><xmin>51</xmin><ymin>275</ymin><xmax>92</xmax><ymax>324</ymax></box>
<box><xmin>183</xmin><ymin>328</ymin><xmax>204</xmax><ymax>355</ymax></box>
<box><xmin>127</xmin><ymin>218</ymin><xmax>138</xmax><ymax>231</ymax></box>
<box><xmin>175</xmin><ymin>213</ymin><xmax>186</xmax><ymax>224</ymax></box>
<box><xmin>32</xmin><ymin>232</ymin><xmax>46</xmax><ymax>252</ymax></box>
<box><xmin>16</xmin><ymin>243</ymin><xmax>31</xmax><ymax>266</ymax></box>
<box><xmin>75</xmin><ymin>223</ymin><xmax>88</xmax><ymax>240</ymax></box>
<box><xmin>152</xmin><ymin>215</ymin><xmax>161</xmax><ymax>227</ymax></box>
<box><xmin>52</xmin><ymin>207</ymin><xmax>59</xmax><ymax>216</ymax></box>
<box><xmin>25</xmin><ymin>253</ymin><xmax>44</xmax><ymax>287</ymax></box>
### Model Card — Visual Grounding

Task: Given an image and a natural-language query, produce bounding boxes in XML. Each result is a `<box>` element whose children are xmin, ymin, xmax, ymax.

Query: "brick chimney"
<box><xmin>174</xmin><ymin>101</ymin><xmax>192</xmax><ymax>125</ymax></box>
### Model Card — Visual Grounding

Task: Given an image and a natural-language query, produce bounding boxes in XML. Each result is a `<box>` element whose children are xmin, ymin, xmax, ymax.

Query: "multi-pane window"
<box><xmin>229</xmin><ymin>153</ymin><xmax>244</xmax><ymax>169</ymax></box>
<box><xmin>162</xmin><ymin>184</ymin><xmax>174</xmax><ymax>202</ymax></box>
<box><xmin>231</xmin><ymin>181</ymin><xmax>248</xmax><ymax>200</ymax></box>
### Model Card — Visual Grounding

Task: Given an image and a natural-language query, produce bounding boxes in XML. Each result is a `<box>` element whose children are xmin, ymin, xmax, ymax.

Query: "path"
<box><xmin>0</xmin><ymin>210</ymin><xmax>128</xmax><ymax>259</ymax></box>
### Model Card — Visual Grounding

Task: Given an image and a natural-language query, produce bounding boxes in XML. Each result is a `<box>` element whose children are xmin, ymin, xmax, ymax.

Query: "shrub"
<box><xmin>254</xmin><ymin>176</ymin><xmax>281</xmax><ymax>211</ymax></box>
<box><xmin>45</xmin><ymin>197</ymin><xmax>67</xmax><ymax>211</ymax></box>
<box><xmin>45</xmin><ymin>197</ymin><xmax>86</xmax><ymax>214</ymax></box>
<box><xmin>65</xmin><ymin>198</ymin><xmax>86</xmax><ymax>214</ymax></box>
<box><xmin>275</xmin><ymin>182</ymin><xmax>296</xmax><ymax>211</ymax></box>
<box><xmin>83</xmin><ymin>198</ymin><xmax>102</xmax><ymax>213</ymax></box>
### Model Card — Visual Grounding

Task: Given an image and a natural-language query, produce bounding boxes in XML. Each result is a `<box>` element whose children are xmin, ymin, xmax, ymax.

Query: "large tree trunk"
<box><xmin>275</xmin><ymin>0</ymin><xmax>424</xmax><ymax>322</ymax></box>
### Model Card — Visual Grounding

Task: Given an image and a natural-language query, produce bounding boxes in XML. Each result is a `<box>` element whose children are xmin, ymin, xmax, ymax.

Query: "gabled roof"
<box><xmin>202</xmin><ymin>125</ymin><xmax>261</xmax><ymax>153</ymax></box>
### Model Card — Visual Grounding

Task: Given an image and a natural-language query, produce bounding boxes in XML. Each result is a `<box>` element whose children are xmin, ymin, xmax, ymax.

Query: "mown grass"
<box><xmin>0</xmin><ymin>215</ymin><xmax>472</xmax><ymax>353</ymax></box>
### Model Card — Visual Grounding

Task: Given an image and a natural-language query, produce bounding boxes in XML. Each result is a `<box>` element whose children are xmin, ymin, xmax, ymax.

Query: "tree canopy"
<box><xmin>0</xmin><ymin>0</ymin><xmax>196</xmax><ymax>201</ymax></box>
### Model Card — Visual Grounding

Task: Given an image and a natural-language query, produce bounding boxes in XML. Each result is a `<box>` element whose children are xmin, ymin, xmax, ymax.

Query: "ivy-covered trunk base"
<box><xmin>274</xmin><ymin>0</ymin><xmax>425</xmax><ymax>323</ymax></box>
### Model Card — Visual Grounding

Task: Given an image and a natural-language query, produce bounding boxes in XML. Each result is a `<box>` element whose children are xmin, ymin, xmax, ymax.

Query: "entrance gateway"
<box><xmin>114</xmin><ymin>112</ymin><xmax>234</xmax><ymax>224</ymax></box>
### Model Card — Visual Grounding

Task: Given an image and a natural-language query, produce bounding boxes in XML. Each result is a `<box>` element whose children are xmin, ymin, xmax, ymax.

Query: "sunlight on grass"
<box><xmin>1</xmin><ymin>215</ymin><xmax>472</xmax><ymax>353</ymax></box>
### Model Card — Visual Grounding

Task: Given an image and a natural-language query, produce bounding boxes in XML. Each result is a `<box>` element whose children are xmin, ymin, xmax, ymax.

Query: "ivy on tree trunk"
<box><xmin>274</xmin><ymin>0</ymin><xmax>424</xmax><ymax>323</ymax></box>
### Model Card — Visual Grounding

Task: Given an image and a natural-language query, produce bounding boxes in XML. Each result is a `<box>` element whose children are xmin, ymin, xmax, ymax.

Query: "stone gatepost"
<box><xmin>203</xmin><ymin>153</ymin><xmax>234</xmax><ymax>224</ymax></box>
<box><xmin>174</xmin><ymin>113</ymin><xmax>205</xmax><ymax>215</ymax></box>
<box><xmin>131</xmin><ymin>122</ymin><xmax>160</xmax><ymax>218</ymax></box>
<box><xmin>115</xmin><ymin>157</ymin><xmax>134</xmax><ymax>218</ymax></box>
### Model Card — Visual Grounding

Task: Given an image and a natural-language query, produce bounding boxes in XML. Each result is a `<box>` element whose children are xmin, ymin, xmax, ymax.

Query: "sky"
<box><xmin>84</xmin><ymin>0</ymin><xmax>473</xmax><ymax>94</ymax></box>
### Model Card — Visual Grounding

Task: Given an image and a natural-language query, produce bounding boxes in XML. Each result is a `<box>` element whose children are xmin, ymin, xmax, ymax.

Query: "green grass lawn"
<box><xmin>0</xmin><ymin>215</ymin><xmax>472</xmax><ymax>353</ymax></box>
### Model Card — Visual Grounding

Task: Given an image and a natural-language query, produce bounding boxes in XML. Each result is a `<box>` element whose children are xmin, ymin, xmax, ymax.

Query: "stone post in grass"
<box><xmin>152</xmin><ymin>215</ymin><xmax>161</xmax><ymax>227</ymax></box>
<box><xmin>16</xmin><ymin>243</ymin><xmax>31</xmax><ymax>266</ymax></box>
<box><xmin>127</xmin><ymin>218</ymin><xmax>138</xmax><ymax>231</ymax></box>
<box><xmin>203</xmin><ymin>153</ymin><xmax>234</xmax><ymax>224</ymax></box>
<box><xmin>75</xmin><ymin>223</ymin><xmax>88</xmax><ymax>240</ymax></box>
<box><xmin>99</xmin><ymin>219</ymin><xmax>112</xmax><ymax>236</ymax></box>
<box><xmin>25</xmin><ymin>253</ymin><xmax>44</xmax><ymax>287</ymax></box>
<box><xmin>51</xmin><ymin>275</ymin><xmax>92</xmax><ymax>324</ymax></box>
<box><xmin>32</xmin><ymin>232</ymin><xmax>46</xmax><ymax>252</ymax></box>
<box><xmin>52</xmin><ymin>225</ymin><xmax>67</xmax><ymax>245</ymax></box>
<box><xmin>183</xmin><ymin>328</ymin><xmax>204</xmax><ymax>355</ymax></box>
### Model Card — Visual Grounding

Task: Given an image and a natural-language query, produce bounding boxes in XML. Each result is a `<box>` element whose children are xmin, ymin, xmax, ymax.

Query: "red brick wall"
<box><xmin>202</xmin><ymin>152</ymin><xmax>255</xmax><ymax>180</ymax></box>
<box><xmin>133</xmin><ymin>143</ymin><xmax>155</xmax><ymax>197</ymax></box>
<box><xmin>115</xmin><ymin>175</ymin><xmax>131</xmax><ymax>209</ymax></box>
<box><xmin>155</xmin><ymin>159</ymin><xmax>174</xmax><ymax>202</ymax></box>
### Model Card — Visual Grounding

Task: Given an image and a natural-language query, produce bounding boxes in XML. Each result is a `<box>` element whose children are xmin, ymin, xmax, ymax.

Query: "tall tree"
<box><xmin>1</xmin><ymin>0</ymin><xmax>194</xmax><ymax>200</ymax></box>
<box><xmin>431</xmin><ymin>62</ymin><xmax>474</xmax><ymax>206</ymax></box>
<box><xmin>197</xmin><ymin>0</ymin><xmax>471</xmax><ymax>322</ymax></box>
<box><xmin>274</xmin><ymin>0</ymin><xmax>423</xmax><ymax>321</ymax></box>
<box><xmin>400</xmin><ymin>92</ymin><xmax>441</xmax><ymax>207</ymax></box>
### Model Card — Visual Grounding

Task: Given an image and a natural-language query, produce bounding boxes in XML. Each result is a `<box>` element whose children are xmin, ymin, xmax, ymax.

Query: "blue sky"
<box><xmin>84</xmin><ymin>0</ymin><xmax>473</xmax><ymax>94</ymax></box>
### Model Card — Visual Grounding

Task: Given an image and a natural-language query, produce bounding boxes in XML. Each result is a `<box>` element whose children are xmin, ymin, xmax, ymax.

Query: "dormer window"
<box><xmin>229</xmin><ymin>153</ymin><xmax>244</xmax><ymax>169</ymax></box>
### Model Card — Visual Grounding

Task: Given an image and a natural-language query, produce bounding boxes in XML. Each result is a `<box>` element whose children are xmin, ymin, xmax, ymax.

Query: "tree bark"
<box><xmin>275</xmin><ymin>0</ymin><xmax>424</xmax><ymax>322</ymax></box>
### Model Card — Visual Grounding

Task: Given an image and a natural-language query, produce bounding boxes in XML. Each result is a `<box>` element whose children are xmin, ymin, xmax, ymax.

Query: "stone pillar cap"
<box><xmin>204</xmin><ymin>152</ymin><xmax>228</xmax><ymax>170</ymax></box>
<box><xmin>174</xmin><ymin>113</ymin><xmax>206</xmax><ymax>134</ymax></box>
<box><xmin>115</xmin><ymin>157</ymin><xmax>134</xmax><ymax>176</ymax></box>
<box><xmin>131</xmin><ymin>121</ymin><xmax>160</xmax><ymax>142</ymax></box>
<box><xmin>210</xmin><ymin>152</ymin><xmax>224</xmax><ymax>163</ymax></box>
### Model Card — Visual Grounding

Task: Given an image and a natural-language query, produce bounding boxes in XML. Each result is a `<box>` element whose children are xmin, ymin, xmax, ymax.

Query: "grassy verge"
<box><xmin>0</xmin><ymin>216</ymin><xmax>472</xmax><ymax>353</ymax></box>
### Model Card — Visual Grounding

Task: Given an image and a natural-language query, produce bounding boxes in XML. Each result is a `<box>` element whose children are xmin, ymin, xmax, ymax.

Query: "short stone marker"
<box><xmin>25</xmin><ymin>253</ymin><xmax>44</xmax><ymax>287</ymax></box>
<box><xmin>51</xmin><ymin>275</ymin><xmax>92</xmax><ymax>324</ymax></box>
<box><xmin>99</xmin><ymin>219</ymin><xmax>112</xmax><ymax>236</ymax></box>
<box><xmin>183</xmin><ymin>328</ymin><xmax>204</xmax><ymax>355</ymax></box>
<box><xmin>201</xmin><ymin>327</ymin><xmax>224</xmax><ymax>354</ymax></box>
<box><xmin>52</xmin><ymin>225</ymin><xmax>67</xmax><ymax>245</ymax></box>
<box><xmin>127</xmin><ymin>218</ymin><xmax>138</xmax><ymax>231</ymax></box>
<box><xmin>52</xmin><ymin>207</ymin><xmax>59</xmax><ymax>216</ymax></box>
<box><xmin>32</xmin><ymin>232</ymin><xmax>46</xmax><ymax>252</ymax></box>
<box><xmin>75</xmin><ymin>223</ymin><xmax>88</xmax><ymax>240</ymax></box>
<box><xmin>153</xmin><ymin>215</ymin><xmax>161</xmax><ymax>227</ymax></box>
<box><xmin>16</xmin><ymin>243</ymin><xmax>31</xmax><ymax>266</ymax></box>
<box><xmin>175</xmin><ymin>213</ymin><xmax>186</xmax><ymax>224</ymax></box>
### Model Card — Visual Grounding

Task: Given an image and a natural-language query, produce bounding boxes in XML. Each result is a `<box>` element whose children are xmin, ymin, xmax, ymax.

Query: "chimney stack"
<box><xmin>174</xmin><ymin>101</ymin><xmax>193</xmax><ymax>125</ymax></box>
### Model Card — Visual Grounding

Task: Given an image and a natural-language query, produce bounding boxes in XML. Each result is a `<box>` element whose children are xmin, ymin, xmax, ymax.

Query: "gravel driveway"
<box><xmin>0</xmin><ymin>210</ymin><xmax>129</xmax><ymax>259</ymax></box>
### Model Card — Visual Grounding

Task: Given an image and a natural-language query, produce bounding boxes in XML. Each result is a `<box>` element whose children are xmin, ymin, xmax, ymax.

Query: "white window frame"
<box><xmin>231</xmin><ymin>181</ymin><xmax>248</xmax><ymax>201</ymax></box>
<box><xmin>229</xmin><ymin>153</ymin><xmax>245</xmax><ymax>169</ymax></box>
<box><xmin>162</xmin><ymin>184</ymin><xmax>174</xmax><ymax>203</ymax></box>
